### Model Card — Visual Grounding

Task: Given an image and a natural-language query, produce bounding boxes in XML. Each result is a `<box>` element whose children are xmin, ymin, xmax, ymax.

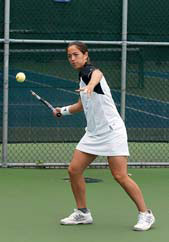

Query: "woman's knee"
<box><xmin>112</xmin><ymin>172</ymin><xmax>128</xmax><ymax>184</ymax></box>
<box><xmin>68</xmin><ymin>164</ymin><xmax>81</xmax><ymax>176</ymax></box>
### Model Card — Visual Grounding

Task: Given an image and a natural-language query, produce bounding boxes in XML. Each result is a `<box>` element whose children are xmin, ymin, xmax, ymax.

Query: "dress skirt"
<box><xmin>76</xmin><ymin>126</ymin><xmax>130</xmax><ymax>157</ymax></box>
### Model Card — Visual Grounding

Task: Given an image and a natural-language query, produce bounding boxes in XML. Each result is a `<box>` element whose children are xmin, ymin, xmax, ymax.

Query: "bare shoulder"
<box><xmin>92</xmin><ymin>69</ymin><xmax>103</xmax><ymax>77</ymax></box>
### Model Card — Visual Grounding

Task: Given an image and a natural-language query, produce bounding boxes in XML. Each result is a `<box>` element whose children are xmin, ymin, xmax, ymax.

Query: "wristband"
<box><xmin>60</xmin><ymin>105</ymin><xmax>72</xmax><ymax>116</ymax></box>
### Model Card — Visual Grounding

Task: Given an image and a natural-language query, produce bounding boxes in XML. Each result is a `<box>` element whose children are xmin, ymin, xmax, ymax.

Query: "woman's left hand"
<box><xmin>76</xmin><ymin>84</ymin><xmax>94</xmax><ymax>96</ymax></box>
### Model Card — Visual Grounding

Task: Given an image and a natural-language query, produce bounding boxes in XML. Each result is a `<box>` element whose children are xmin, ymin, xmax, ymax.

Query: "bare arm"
<box><xmin>87</xmin><ymin>69</ymin><xmax>103</xmax><ymax>90</ymax></box>
<box><xmin>69</xmin><ymin>98</ymin><xmax>83</xmax><ymax>113</ymax></box>
<box><xmin>53</xmin><ymin>98</ymin><xmax>83</xmax><ymax>117</ymax></box>
<box><xmin>76</xmin><ymin>69</ymin><xmax>103</xmax><ymax>95</ymax></box>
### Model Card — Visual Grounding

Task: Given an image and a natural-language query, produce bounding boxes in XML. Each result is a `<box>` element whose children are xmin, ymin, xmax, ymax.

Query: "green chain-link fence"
<box><xmin>128</xmin><ymin>0</ymin><xmax>169</xmax><ymax>42</ymax></box>
<box><xmin>9</xmin><ymin>0</ymin><xmax>122</xmax><ymax>41</ymax></box>
<box><xmin>0</xmin><ymin>0</ymin><xmax>169</xmax><ymax>167</ymax></box>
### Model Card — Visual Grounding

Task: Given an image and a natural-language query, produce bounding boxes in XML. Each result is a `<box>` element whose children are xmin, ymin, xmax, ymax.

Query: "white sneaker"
<box><xmin>60</xmin><ymin>209</ymin><xmax>93</xmax><ymax>225</ymax></box>
<box><xmin>133</xmin><ymin>209</ymin><xmax>155</xmax><ymax>231</ymax></box>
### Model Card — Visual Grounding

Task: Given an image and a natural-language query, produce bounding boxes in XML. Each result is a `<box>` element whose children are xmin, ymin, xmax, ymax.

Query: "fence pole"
<box><xmin>2</xmin><ymin>0</ymin><xmax>10</xmax><ymax>167</ymax></box>
<box><xmin>120</xmin><ymin>0</ymin><xmax>128</xmax><ymax>121</ymax></box>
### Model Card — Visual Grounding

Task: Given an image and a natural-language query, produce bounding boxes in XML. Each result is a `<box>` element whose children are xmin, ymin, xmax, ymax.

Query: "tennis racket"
<box><xmin>30</xmin><ymin>90</ymin><xmax>61</xmax><ymax>117</ymax></box>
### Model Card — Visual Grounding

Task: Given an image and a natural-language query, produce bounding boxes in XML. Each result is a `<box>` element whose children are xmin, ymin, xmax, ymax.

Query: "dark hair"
<box><xmin>66</xmin><ymin>41</ymin><xmax>90</xmax><ymax>63</ymax></box>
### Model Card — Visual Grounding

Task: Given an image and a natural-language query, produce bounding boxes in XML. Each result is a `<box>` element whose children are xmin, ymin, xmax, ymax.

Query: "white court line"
<box><xmin>112</xmin><ymin>88</ymin><xmax>169</xmax><ymax>104</ymax></box>
<box><xmin>26</xmin><ymin>79</ymin><xmax>79</xmax><ymax>96</ymax></box>
<box><xmin>115</xmin><ymin>103</ymin><xmax>169</xmax><ymax>120</ymax></box>
<box><xmin>8</xmin><ymin>73</ymin><xmax>169</xmax><ymax>120</ymax></box>
<box><xmin>14</xmin><ymin>69</ymin><xmax>79</xmax><ymax>84</ymax></box>
<box><xmin>9</xmin><ymin>73</ymin><xmax>79</xmax><ymax>97</ymax></box>
<box><xmin>125</xmin><ymin>105</ymin><xmax>169</xmax><ymax>120</ymax></box>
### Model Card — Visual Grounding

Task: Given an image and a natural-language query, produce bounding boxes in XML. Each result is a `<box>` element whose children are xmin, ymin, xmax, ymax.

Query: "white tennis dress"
<box><xmin>76</xmin><ymin>64</ymin><xmax>129</xmax><ymax>156</ymax></box>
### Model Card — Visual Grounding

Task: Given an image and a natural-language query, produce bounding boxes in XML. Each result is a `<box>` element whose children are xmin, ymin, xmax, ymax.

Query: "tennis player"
<box><xmin>53</xmin><ymin>42</ymin><xmax>155</xmax><ymax>231</ymax></box>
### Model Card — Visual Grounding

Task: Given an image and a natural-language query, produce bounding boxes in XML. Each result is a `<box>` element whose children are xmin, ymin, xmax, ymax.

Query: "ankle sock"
<box><xmin>78</xmin><ymin>208</ymin><xmax>88</xmax><ymax>213</ymax></box>
<box><xmin>139</xmin><ymin>210</ymin><xmax>148</xmax><ymax>215</ymax></box>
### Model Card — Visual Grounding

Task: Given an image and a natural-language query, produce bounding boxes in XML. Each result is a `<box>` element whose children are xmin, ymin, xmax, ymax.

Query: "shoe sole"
<box><xmin>60</xmin><ymin>220</ymin><xmax>93</xmax><ymax>225</ymax></box>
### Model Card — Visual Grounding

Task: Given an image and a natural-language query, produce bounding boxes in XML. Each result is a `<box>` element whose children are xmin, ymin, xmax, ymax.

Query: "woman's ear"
<box><xmin>84</xmin><ymin>52</ymin><xmax>89</xmax><ymax>62</ymax></box>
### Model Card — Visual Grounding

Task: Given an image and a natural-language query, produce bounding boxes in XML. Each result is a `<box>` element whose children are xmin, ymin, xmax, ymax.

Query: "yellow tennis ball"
<box><xmin>16</xmin><ymin>72</ymin><xmax>26</xmax><ymax>82</ymax></box>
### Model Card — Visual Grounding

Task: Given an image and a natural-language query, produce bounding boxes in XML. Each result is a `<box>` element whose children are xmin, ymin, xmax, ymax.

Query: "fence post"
<box><xmin>120</xmin><ymin>0</ymin><xmax>128</xmax><ymax>121</ymax></box>
<box><xmin>2</xmin><ymin>0</ymin><xmax>10</xmax><ymax>167</ymax></box>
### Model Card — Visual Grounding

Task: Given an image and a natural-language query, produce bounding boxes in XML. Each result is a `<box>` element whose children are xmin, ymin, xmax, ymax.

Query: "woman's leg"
<box><xmin>68</xmin><ymin>149</ymin><xmax>97</xmax><ymax>208</ymax></box>
<box><xmin>108</xmin><ymin>156</ymin><xmax>147</xmax><ymax>212</ymax></box>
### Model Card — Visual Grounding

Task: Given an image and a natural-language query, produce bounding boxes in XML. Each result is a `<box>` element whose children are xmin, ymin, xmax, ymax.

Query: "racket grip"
<box><xmin>56</xmin><ymin>112</ymin><xmax>62</xmax><ymax>117</ymax></box>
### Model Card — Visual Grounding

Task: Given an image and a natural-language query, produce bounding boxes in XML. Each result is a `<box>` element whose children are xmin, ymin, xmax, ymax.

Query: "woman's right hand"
<box><xmin>53</xmin><ymin>107</ymin><xmax>62</xmax><ymax>117</ymax></box>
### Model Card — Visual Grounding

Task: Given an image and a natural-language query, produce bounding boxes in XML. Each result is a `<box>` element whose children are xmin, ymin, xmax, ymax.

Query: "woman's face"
<box><xmin>67</xmin><ymin>45</ymin><xmax>88</xmax><ymax>70</ymax></box>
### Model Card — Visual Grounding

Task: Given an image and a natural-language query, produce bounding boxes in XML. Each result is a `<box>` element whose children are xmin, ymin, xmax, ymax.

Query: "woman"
<box><xmin>53</xmin><ymin>42</ymin><xmax>155</xmax><ymax>231</ymax></box>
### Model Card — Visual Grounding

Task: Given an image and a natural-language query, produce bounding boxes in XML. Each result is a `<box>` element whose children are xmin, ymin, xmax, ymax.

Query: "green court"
<box><xmin>0</xmin><ymin>168</ymin><xmax>168</xmax><ymax>242</ymax></box>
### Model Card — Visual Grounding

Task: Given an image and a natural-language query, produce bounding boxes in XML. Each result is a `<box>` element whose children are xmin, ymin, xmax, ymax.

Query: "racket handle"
<box><xmin>56</xmin><ymin>112</ymin><xmax>62</xmax><ymax>117</ymax></box>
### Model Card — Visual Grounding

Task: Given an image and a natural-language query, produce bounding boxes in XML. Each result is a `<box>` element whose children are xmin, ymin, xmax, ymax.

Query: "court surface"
<box><xmin>0</xmin><ymin>168</ymin><xmax>168</xmax><ymax>242</ymax></box>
